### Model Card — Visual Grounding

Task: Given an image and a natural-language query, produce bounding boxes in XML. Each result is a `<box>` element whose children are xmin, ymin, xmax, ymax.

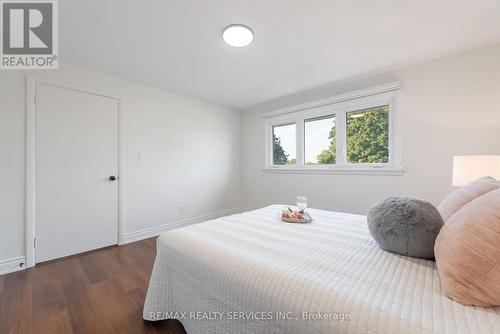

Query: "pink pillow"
<box><xmin>435</xmin><ymin>188</ymin><xmax>500</xmax><ymax>307</ymax></box>
<box><xmin>437</xmin><ymin>177</ymin><xmax>499</xmax><ymax>221</ymax></box>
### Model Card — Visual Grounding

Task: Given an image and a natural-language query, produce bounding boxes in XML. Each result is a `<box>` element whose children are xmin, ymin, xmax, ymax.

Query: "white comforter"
<box><xmin>143</xmin><ymin>205</ymin><xmax>500</xmax><ymax>334</ymax></box>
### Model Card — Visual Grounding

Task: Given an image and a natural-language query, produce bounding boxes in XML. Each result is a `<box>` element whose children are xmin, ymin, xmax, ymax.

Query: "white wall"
<box><xmin>241</xmin><ymin>43</ymin><xmax>500</xmax><ymax>214</ymax></box>
<box><xmin>0</xmin><ymin>63</ymin><xmax>241</xmax><ymax>267</ymax></box>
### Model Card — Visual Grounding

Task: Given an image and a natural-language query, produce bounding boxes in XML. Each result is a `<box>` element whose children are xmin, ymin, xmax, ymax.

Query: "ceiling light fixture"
<box><xmin>223</xmin><ymin>24</ymin><xmax>254</xmax><ymax>48</ymax></box>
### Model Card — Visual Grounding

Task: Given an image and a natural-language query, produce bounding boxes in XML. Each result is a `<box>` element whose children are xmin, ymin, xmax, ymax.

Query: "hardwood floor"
<box><xmin>0</xmin><ymin>238</ymin><xmax>186</xmax><ymax>334</ymax></box>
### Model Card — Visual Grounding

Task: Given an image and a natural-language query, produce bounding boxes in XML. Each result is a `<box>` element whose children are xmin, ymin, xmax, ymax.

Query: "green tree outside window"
<box><xmin>317</xmin><ymin>106</ymin><xmax>389</xmax><ymax>164</ymax></box>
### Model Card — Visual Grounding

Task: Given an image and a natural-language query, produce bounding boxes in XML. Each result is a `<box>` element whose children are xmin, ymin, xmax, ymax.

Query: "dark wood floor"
<box><xmin>0</xmin><ymin>238</ymin><xmax>186</xmax><ymax>334</ymax></box>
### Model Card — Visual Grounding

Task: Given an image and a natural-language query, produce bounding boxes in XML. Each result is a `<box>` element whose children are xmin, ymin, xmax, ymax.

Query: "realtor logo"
<box><xmin>1</xmin><ymin>0</ymin><xmax>58</xmax><ymax>69</ymax></box>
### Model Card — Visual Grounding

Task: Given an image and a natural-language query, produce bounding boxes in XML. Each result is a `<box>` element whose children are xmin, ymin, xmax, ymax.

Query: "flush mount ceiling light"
<box><xmin>222</xmin><ymin>24</ymin><xmax>254</xmax><ymax>47</ymax></box>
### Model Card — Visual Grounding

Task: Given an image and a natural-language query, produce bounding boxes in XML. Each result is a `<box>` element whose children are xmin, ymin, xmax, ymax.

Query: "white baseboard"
<box><xmin>119</xmin><ymin>207</ymin><xmax>245</xmax><ymax>245</ymax></box>
<box><xmin>0</xmin><ymin>256</ymin><xmax>26</xmax><ymax>276</ymax></box>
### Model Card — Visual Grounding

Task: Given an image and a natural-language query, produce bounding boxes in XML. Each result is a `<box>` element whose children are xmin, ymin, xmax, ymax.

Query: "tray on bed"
<box><xmin>281</xmin><ymin>211</ymin><xmax>313</xmax><ymax>224</ymax></box>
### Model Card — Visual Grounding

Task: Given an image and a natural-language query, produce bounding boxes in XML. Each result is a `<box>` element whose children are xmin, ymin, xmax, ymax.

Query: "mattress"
<box><xmin>143</xmin><ymin>205</ymin><xmax>500</xmax><ymax>334</ymax></box>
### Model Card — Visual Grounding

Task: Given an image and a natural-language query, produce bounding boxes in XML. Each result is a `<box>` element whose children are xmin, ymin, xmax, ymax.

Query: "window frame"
<box><xmin>271</xmin><ymin>122</ymin><xmax>298</xmax><ymax>166</ymax></box>
<box><xmin>303</xmin><ymin>113</ymin><xmax>337</xmax><ymax>166</ymax></box>
<box><xmin>263</xmin><ymin>84</ymin><xmax>402</xmax><ymax>175</ymax></box>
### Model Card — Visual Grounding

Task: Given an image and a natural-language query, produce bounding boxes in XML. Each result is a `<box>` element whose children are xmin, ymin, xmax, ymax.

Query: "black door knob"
<box><xmin>109</xmin><ymin>176</ymin><xmax>117</xmax><ymax>181</ymax></box>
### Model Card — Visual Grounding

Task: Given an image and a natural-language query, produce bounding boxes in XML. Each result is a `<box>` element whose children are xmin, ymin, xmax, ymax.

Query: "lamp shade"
<box><xmin>452</xmin><ymin>155</ymin><xmax>500</xmax><ymax>186</ymax></box>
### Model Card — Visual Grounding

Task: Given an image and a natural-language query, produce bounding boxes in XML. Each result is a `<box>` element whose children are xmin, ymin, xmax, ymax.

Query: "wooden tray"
<box><xmin>281</xmin><ymin>211</ymin><xmax>313</xmax><ymax>224</ymax></box>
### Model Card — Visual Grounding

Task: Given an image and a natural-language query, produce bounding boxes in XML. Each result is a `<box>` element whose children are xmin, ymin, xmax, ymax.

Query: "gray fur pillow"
<box><xmin>367</xmin><ymin>197</ymin><xmax>444</xmax><ymax>259</ymax></box>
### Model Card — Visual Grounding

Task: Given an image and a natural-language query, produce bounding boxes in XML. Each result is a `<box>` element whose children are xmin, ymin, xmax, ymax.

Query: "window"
<box><xmin>346</xmin><ymin>106</ymin><xmax>389</xmax><ymax>164</ymax></box>
<box><xmin>272</xmin><ymin>123</ymin><xmax>296</xmax><ymax>165</ymax></box>
<box><xmin>264</xmin><ymin>83</ymin><xmax>401</xmax><ymax>175</ymax></box>
<box><xmin>304</xmin><ymin>115</ymin><xmax>336</xmax><ymax>165</ymax></box>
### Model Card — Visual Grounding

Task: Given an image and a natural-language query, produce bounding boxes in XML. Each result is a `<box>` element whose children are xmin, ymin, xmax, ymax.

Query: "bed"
<box><xmin>143</xmin><ymin>205</ymin><xmax>500</xmax><ymax>334</ymax></box>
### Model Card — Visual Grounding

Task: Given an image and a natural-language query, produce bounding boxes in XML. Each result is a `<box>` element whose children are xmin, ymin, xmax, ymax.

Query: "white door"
<box><xmin>35</xmin><ymin>82</ymin><xmax>119</xmax><ymax>263</ymax></box>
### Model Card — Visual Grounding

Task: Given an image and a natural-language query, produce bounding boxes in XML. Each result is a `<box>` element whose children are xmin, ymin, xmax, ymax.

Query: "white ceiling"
<box><xmin>60</xmin><ymin>0</ymin><xmax>500</xmax><ymax>110</ymax></box>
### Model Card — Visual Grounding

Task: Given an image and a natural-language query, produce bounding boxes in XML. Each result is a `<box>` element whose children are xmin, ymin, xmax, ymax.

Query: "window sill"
<box><xmin>261</xmin><ymin>166</ymin><xmax>404</xmax><ymax>176</ymax></box>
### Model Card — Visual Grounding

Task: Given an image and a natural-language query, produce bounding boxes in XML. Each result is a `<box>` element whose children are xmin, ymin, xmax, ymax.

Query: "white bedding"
<box><xmin>143</xmin><ymin>205</ymin><xmax>500</xmax><ymax>334</ymax></box>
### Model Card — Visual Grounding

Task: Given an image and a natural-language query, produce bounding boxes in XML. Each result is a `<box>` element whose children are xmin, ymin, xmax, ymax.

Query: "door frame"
<box><xmin>25</xmin><ymin>75</ymin><xmax>123</xmax><ymax>267</ymax></box>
